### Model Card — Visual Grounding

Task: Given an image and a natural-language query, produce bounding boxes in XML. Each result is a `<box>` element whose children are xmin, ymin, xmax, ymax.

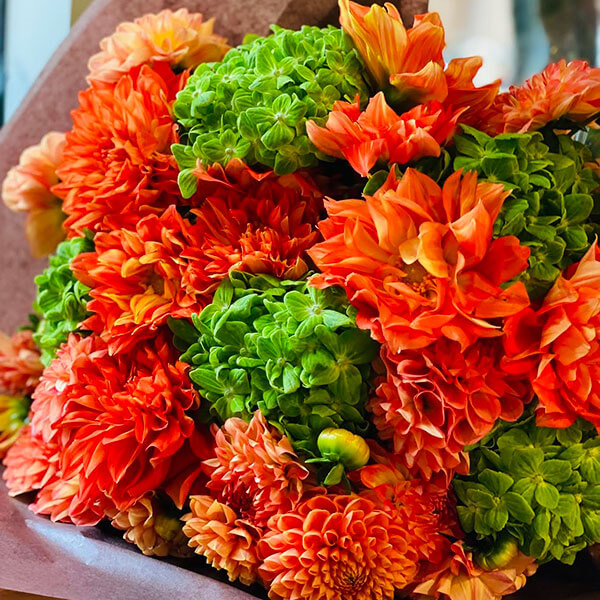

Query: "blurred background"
<box><xmin>0</xmin><ymin>0</ymin><xmax>599</xmax><ymax>125</ymax></box>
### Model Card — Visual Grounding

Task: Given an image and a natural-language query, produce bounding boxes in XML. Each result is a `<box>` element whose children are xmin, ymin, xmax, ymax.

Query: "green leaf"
<box><xmin>562</xmin><ymin>225</ymin><xmax>589</xmax><ymax>250</ymax></box>
<box><xmin>564</xmin><ymin>193</ymin><xmax>594</xmax><ymax>224</ymax></box>
<box><xmin>541</xmin><ymin>459</ymin><xmax>572</xmax><ymax>485</ymax></box>
<box><xmin>485</xmin><ymin>505</ymin><xmax>509</xmax><ymax>531</ymax></box>
<box><xmin>324</xmin><ymin>463</ymin><xmax>345</xmax><ymax>486</ymax></box>
<box><xmin>582</xmin><ymin>510</ymin><xmax>600</xmax><ymax>541</ymax></box>
<box><xmin>504</xmin><ymin>492</ymin><xmax>535</xmax><ymax>523</ymax></box>
<box><xmin>478</xmin><ymin>470</ymin><xmax>514</xmax><ymax>496</ymax></box>
<box><xmin>284</xmin><ymin>291</ymin><xmax>313</xmax><ymax>321</ymax></box>
<box><xmin>261</xmin><ymin>122</ymin><xmax>295</xmax><ymax>150</ymax></box>
<box><xmin>178</xmin><ymin>168</ymin><xmax>198</xmax><ymax>199</ymax></box>
<box><xmin>282</xmin><ymin>363</ymin><xmax>300</xmax><ymax>393</ymax></box>
<box><xmin>480</xmin><ymin>153</ymin><xmax>519</xmax><ymax>181</ymax></box>
<box><xmin>510</xmin><ymin>447</ymin><xmax>544</xmax><ymax>477</ymax></box>
<box><xmin>189</xmin><ymin>368</ymin><xmax>225</xmax><ymax>393</ymax></box>
<box><xmin>535</xmin><ymin>481</ymin><xmax>560</xmax><ymax>509</ymax></box>
<box><xmin>533</xmin><ymin>509</ymin><xmax>551</xmax><ymax>541</ymax></box>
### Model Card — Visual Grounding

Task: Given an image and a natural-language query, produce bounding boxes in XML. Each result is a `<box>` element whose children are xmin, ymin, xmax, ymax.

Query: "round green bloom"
<box><xmin>169</xmin><ymin>272</ymin><xmax>378</xmax><ymax>456</ymax></box>
<box><xmin>455</xmin><ymin>414</ymin><xmax>600</xmax><ymax>566</ymax></box>
<box><xmin>451</xmin><ymin>125</ymin><xmax>600</xmax><ymax>299</ymax></box>
<box><xmin>172</xmin><ymin>24</ymin><xmax>370</xmax><ymax>194</ymax></box>
<box><xmin>33</xmin><ymin>236</ymin><xmax>93</xmax><ymax>366</ymax></box>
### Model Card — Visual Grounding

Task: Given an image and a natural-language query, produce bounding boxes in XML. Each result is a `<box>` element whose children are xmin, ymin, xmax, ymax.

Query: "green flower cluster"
<box><xmin>452</xmin><ymin>125</ymin><xmax>600</xmax><ymax>298</ymax></box>
<box><xmin>33</xmin><ymin>236</ymin><xmax>93</xmax><ymax>366</ymax></box>
<box><xmin>455</xmin><ymin>416</ymin><xmax>600</xmax><ymax>565</ymax></box>
<box><xmin>170</xmin><ymin>272</ymin><xmax>378</xmax><ymax>456</ymax></box>
<box><xmin>173</xmin><ymin>25</ymin><xmax>370</xmax><ymax>194</ymax></box>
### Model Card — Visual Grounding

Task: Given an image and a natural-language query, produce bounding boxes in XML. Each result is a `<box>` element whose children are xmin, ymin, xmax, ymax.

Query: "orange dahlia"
<box><xmin>482</xmin><ymin>59</ymin><xmax>600</xmax><ymax>134</ymax></box>
<box><xmin>370</xmin><ymin>340</ymin><xmax>531</xmax><ymax>481</ymax></box>
<box><xmin>2</xmin><ymin>132</ymin><xmax>66</xmax><ymax>257</ymax></box>
<box><xmin>29</xmin><ymin>332</ymin><xmax>210</xmax><ymax>514</ymax></box>
<box><xmin>2</xmin><ymin>425</ymin><xmax>57</xmax><ymax>496</ymax></box>
<box><xmin>107</xmin><ymin>495</ymin><xmax>191</xmax><ymax>557</ymax></box>
<box><xmin>184</xmin><ymin>497</ymin><xmax>260</xmax><ymax>586</ymax></box>
<box><xmin>0</xmin><ymin>330</ymin><xmax>43</xmax><ymax>396</ymax></box>
<box><xmin>338</xmin><ymin>0</ymin><xmax>499</xmax><ymax>120</ymax></box>
<box><xmin>258</xmin><ymin>494</ymin><xmax>420</xmax><ymax>600</ymax></box>
<box><xmin>0</xmin><ymin>395</ymin><xmax>30</xmax><ymax>458</ymax></box>
<box><xmin>309</xmin><ymin>168</ymin><xmax>530</xmax><ymax>353</ymax></box>
<box><xmin>54</xmin><ymin>63</ymin><xmax>187</xmax><ymax>238</ymax></box>
<box><xmin>503</xmin><ymin>242</ymin><xmax>600</xmax><ymax>431</ymax></box>
<box><xmin>183</xmin><ymin>412</ymin><xmax>311</xmax><ymax>585</ymax></box>
<box><xmin>87</xmin><ymin>9</ymin><xmax>230</xmax><ymax>85</ymax></box>
<box><xmin>413</xmin><ymin>542</ymin><xmax>537</xmax><ymax>600</ymax></box>
<box><xmin>306</xmin><ymin>94</ymin><xmax>462</xmax><ymax>177</ymax></box>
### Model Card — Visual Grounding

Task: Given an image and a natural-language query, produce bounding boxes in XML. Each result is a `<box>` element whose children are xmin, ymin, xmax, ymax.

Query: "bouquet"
<box><xmin>2</xmin><ymin>1</ymin><xmax>600</xmax><ymax>599</ymax></box>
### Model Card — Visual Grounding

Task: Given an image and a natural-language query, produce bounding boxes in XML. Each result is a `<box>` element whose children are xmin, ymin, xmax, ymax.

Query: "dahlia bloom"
<box><xmin>482</xmin><ymin>59</ymin><xmax>600</xmax><ymax>134</ymax></box>
<box><xmin>306</xmin><ymin>94</ymin><xmax>462</xmax><ymax>176</ymax></box>
<box><xmin>309</xmin><ymin>168</ymin><xmax>530</xmax><ymax>353</ymax></box>
<box><xmin>1</xmin><ymin>132</ymin><xmax>66</xmax><ymax>257</ymax></box>
<box><xmin>2</xmin><ymin>426</ymin><xmax>57</xmax><ymax>497</ymax></box>
<box><xmin>184</xmin><ymin>497</ymin><xmax>260</xmax><ymax>586</ymax></box>
<box><xmin>183</xmin><ymin>412</ymin><xmax>311</xmax><ymax>584</ymax></box>
<box><xmin>88</xmin><ymin>9</ymin><xmax>230</xmax><ymax>85</ymax></box>
<box><xmin>258</xmin><ymin>494</ymin><xmax>420</xmax><ymax>600</ymax></box>
<box><xmin>0</xmin><ymin>395</ymin><xmax>29</xmax><ymax>458</ymax></box>
<box><xmin>370</xmin><ymin>340</ymin><xmax>531</xmax><ymax>480</ymax></box>
<box><xmin>338</xmin><ymin>0</ymin><xmax>499</xmax><ymax>120</ymax></box>
<box><xmin>107</xmin><ymin>495</ymin><xmax>191</xmax><ymax>557</ymax></box>
<box><xmin>0</xmin><ymin>330</ymin><xmax>43</xmax><ymax>396</ymax></box>
<box><xmin>29</xmin><ymin>333</ymin><xmax>211</xmax><ymax>516</ymax></box>
<box><xmin>54</xmin><ymin>63</ymin><xmax>187</xmax><ymax>238</ymax></box>
<box><xmin>413</xmin><ymin>542</ymin><xmax>537</xmax><ymax>600</ymax></box>
<box><xmin>503</xmin><ymin>243</ymin><xmax>600</xmax><ymax>431</ymax></box>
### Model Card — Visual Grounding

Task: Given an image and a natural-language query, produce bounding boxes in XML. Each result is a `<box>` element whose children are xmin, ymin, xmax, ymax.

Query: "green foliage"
<box><xmin>170</xmin><ymin>272</ymin><xmax>378</xmax><ymax>456</ymax></box>
<box><xmin>33</xmin><ymin>236</ymin><xmax>93</xmax><ymax>366</ymax></box>
<box><xmin>456</xmin><ymin>415</ymin><xmax>600</xmax><ymax>565</ymax></box>
<box><xmin>452</xmin><ymin>125</ymin><xmax>600</xmax><ymax>298</ymax></box>
<box><xmin>173</xmin><ymin>24</ymin><xmax>370</xmax><ymax>192</ymax></box>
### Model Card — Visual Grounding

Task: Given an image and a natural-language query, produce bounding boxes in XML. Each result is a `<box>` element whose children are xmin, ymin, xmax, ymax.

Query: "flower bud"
<box><xmin>474</xmin><ymin>535</ymin><xmax>519</xmax><ymax>571</ymax></box>
<box><xmin>317</xmin><ymin>428</ymin><xmax>370</xmax><ymax>470</ymax></box>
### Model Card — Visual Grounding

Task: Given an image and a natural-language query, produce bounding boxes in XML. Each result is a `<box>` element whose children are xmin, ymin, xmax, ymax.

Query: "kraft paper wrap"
<box><xmin>0</xmin><ymin>0</ymin><xmax>597</xmax><ymax>598</ymax></box>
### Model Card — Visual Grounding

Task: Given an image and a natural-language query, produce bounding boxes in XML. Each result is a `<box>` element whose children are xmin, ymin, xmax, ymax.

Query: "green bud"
<box><xmin>474</xmin><ymin>535</ymin><xmax>519</xmax><ymax>570</ymax></box>
<box><xmin>317</xmin><ymin>428</ymin><xmax>370</xmax><ymax>470</ymax></box>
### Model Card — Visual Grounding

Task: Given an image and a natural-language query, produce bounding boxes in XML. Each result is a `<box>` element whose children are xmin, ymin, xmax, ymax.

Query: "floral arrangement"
<box><xmin>3</xmin><ymin>2</ymin><xmax>600</xmax><ymax>599</ymax></box>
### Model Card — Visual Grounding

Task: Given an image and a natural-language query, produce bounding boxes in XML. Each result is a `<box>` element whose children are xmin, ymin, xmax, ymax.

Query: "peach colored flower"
<box><xmin>107</xmin><ymin>495</ymin><xmax>192</xmax><ymax>557</ymax></box>
<box><xmin>309</xmin><ymin>168</ymin><xmax>530</xmax><ymax>353</ymax></box>
<box><xmin>2</xmin><ymin>132</ymin><xmax>66</xmax><ymax>257</ymax></box>
<box><xmin>413</xmin><ymin>542</ymin><xmax>537</xmax><ymax>600</ymax></box>
<box><xmin>88</xmin><ymin>9</ymin><xmax>230</xmax><ymax>85</ymax></box>
<box><xmin>258</xmin><ymin>494</ymin><xmax>420</xmax><ymax>600</ymax></box>
<box><xmin>0</xmin><ymin>330</ymin><xmax>43</xmax><ymax>396</ymax></box>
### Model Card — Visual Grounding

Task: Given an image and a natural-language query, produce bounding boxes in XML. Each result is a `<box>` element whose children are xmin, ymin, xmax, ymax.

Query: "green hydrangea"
<box><xmin>33</xmin><ymin>236</ymin><xmax>93</xmax><ymax>366</ymax></box>
<box><xmin>454</xmin><ymin>414</ymin><xmax>600</xmax><ymax>566</ymax></box>
<box><xmin>169</xmin><ymin>272</ymin><xmax>378</xmax><ymax>456</ymax></box>
<box><xmin>173</xmin><ymin>25</ymin><xmax>370</xmax><ymax>194</ymax></box>
<box><xmin>451</xmin><ymin>125</ymin><xmax>600</xmax><ymax>298</ymax></box>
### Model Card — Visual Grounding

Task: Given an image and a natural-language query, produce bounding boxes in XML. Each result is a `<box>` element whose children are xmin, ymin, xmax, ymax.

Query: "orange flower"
<box><xmin>338</xmin><ymin>1</ymin><xmax>499</xmax><ymax>120</ymax></box>
<box><xmin>482</xmin><ymin>59</ymin><xmax>600</xmax><ymax>134</ymax></box>
<box><xmin>88</xmin><ymin>9</ymin><xmax>230</xmax><ymax>85</ymax></box>
<box><xmin>413</xmin><ymin>542</ymin><xmax>537</xmax><ymax>600</ymax></box>
<box><xmin>503</xmin><ymin>242</ymin><xmax>600</xmax><ymax>431</ymax></box>
<box><xmin>370</xmin><ymin>340</ymin><xmax>531</xmax><ymax>481</ymax></box>
<box><xmin>184</xmin><ymin>497</ymin><xmax>260</xmax><ymax>586</ymax></box>
<box><xmin>183</xmin><ymin>412</ymin><xmax>311</xmax><ymax>584</ymax></box>
<box><xmin>107</xmin><ymin>495</ymin><xmax>192</xmax><ymax>557</ymax></box>
<box><xmin>258</xmin><ymin>494</ymin><xmax>420</xmax><ymax>600</ymax></box>
<box><xmin>0</xmin><ymin>395</ymin><xmax>30</xmax><ymax>459</ymax></box>
<box><xmin>309</xmin><ymin>168</ymin><xmax>530</xmax><ymax>353</ymax></box>
<box><xmin>2</xmin><ymin>426</ymin><xmax>57</xmax><ymax>497</ymax></box>
<box><xmin>306</xmin><ymin>94</ymin><xmax>462</xmax><ymax>176</ymax></box>
<box><xmin>71</xmin><ymin>162</ymin><xmax>322</xmax><ymax>354</ymax></box>
<box><xmin>2</xmin><ymin>132</ymin><xmax>66</xmax><ymax>257</ymax></box>
<box><xmin>0</xmin><ymin>330</ymin><xmax>43</xmax><ymax>396</ymax></box>
<box><xmin>29</xmin><ymin>332</ymin><xmax>212</xmax><ymax>515</ymax></box>
<box><xmin>54</xmin><ymin>63</ymin><xmax>187</xmax><ymax>238</ymax></box>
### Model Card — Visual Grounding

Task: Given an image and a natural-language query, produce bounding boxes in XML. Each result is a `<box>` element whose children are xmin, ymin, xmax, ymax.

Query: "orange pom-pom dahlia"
<box><xmin>0</xmin><ymin>330</ymin><xmax>43</xmax><ymax>396</ymax></box>
<box><xmin>29</xmin><ymin>333</ymin><xmax>210</xmax><ymax>518</ymax></box>
<box><xmin>1</xmin><ymin>132</ymin><xmax>66</xmax><ymax>257</ymax></box>
<box><xmin>306</xmin><ymin>93</ymin><xmax>462</xmax><ymax>177</ymax></box>
<box><xmin>184</xmin><ymin>412</ymin><xmax>311</xmax><ymax>585</ymax></box>
<box><xmin>258</xmin><ymin>494</ymin><xmax>419</xmax><ymax>600</ymax></box>
<box><xmin>503</xmin><ymin>243</ymin><xmax>600</xmax><ymax>431</ymax></box>
<box><xmin>309</xmin><ymin>168</ymin><xmax>530</xmax><ymax>353</ymax></box>
<box><xmin>482</xmin><ymin>59</ymin><xmax>600</xmax><ymax>134</ymax></box>
<box><xmin>370</xmin><ymin>340</ymin><xmax>531</xmax><ymax>480</ymax></box>
<box><xmin>54</xmin><ymin>64</ymin><xmax>187</xmax><ymax>238</ymax></box>
<box><xmin>88</xmin><ymin>8</ymin><xmax>230</xmax><ymax>85</ymax></box>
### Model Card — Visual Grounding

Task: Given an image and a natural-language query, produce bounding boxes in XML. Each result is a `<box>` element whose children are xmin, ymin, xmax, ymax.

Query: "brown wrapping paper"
<box><xmin>0</xmin><ymin>0</ymin><xmax>598</xmax><ymax>598</ymax></box>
